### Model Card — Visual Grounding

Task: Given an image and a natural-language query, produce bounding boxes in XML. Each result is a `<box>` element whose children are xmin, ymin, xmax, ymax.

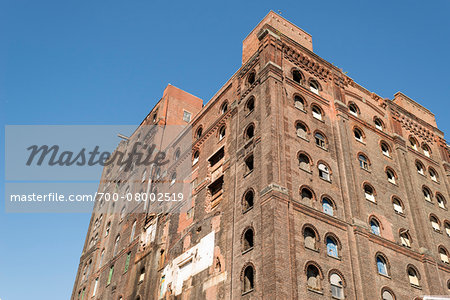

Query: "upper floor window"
<box><xmin>392</xmin><ymin>197</ymin><xmax>404</xmax><ymax>214</ymax></box>
<box><xmin>296</xmin><ymin>122</ymin><xmax>309</xmax><ymax>140</ymax></box>
<box><xmin>219</xmin><ymin>126</ymin><xmax>226</xmax><ymax>141</ymax></box>
<box><xmin>314</xmin><ymin>132</ymin><xmax>327</xmax><ymax>149</ymax></box>
<box><xmin>381</xmin><ymin>142</ymin><xmax>391</xmax><ymax>157</ymax></box>
<box><xmin>306</xmin><ymin>264</ymin><xmax>321</xmax><ymax>290</ymax></box>
<box><xmin>353</xmin><ymin>128</ymin><xmax>364</xmax><ymax>143</ymax></box>
<box><xmin>330</xmin><ymin>273</ymin><xmax>344</xmax><ymax>299</ymax></box>
<box><xmin>174</xmin><ymin>148</ymin><xmax>181</xmax><ymax>161</ymax></box>
<box><xmin>303</xmin><ymin>226</ymin><xmax>317</xmax><ymax>250</ymax></box>
<box><xmin>429</xmin><ymin>168</ymin><xmax>439</xmax><ymax>182</ymax></box>
<box><xmin>242</xmin><ymin>189</ymin><xmax>254</xmax><ymax>212</ymax></box>
<box><xmin>370</xmin><ymin>218</ymin><xmax>381</xmax><ymax>236</ymax></box>
<box><xmin>322</xmin><ymin>197</ymin><xmax>334</xmax><ymax>216</ymax></box>
<box><xmin>130</xmin><ymin>220</ymin><xmax>137</xmax><ymax>242</ymax></box>
<box><xmin>311</xmin><ymin>105</ymin><xmax>323</xmax><ymax>120</ymax></box>
<box><xmin>358</xmin><ymin>154</ymin><xmax>369</xmax><ymax>170</ymax></box>
<box><xmin>192</xmin><ymin>150</ymin><xmax>199</xmax><ymax>165</ymax></box>
<box><xmin>195</xmin><ymin>126</ymin><xmax>203</xmax><ymax>139</ymax></box>
<box><xmin>292</xmin><ymin>69</ymin><xmax>303</xmax><ymax>84</ymax></box>
<box><xmin>400</xmin><ymin>230</ymin><xmax>411</xmax><ymax>248</ymax></box>
<box><xmin>107</xmin><ymin>265</ymin><xmax>114</xmax><ymax>285</ymax></box>
<box><xmin>439</xmin><ymin>246</ymin><xmax>449</xmax><ymax>264</ymax></box>
<box><xmin>183</xmin><ymin>110</ymin><xmax>191</xmax><ymax>123</ymax></box>
<box><xmin>318</xmin><ymin>163</ymin><xmax>331</xmax><ymax>181</ymax></box>
<box><xmin>294</xmin><ymin>95</ymin><xmax>306</xmax><ymax>111</ymax></box>
<box><xmin>382</xmin><ymin>290</ymin><xmax>395</xmax><ymax>300</ymax></box>
<box><xmin>242</xmin><ymin>228</ymin><xmax>254</xmax><ymax>252</ymax></box>
<box><xmin>170</xmin><ymin>172</ymin><xmax>177</xmax><ymax>186</ymax></box>
<box><xmin>416</xmin><ymin>161</ymin><xmax>425</xmax><ymax>175</ymax></box>
<box><xmin>298</xmin><ymin>153</ymin><xmax>312</xmax><ymax>172</ymax></box>
<box><xmin>422</xmin><ymin>144</ymin><xmax>431</xmax><ymax>157</ymax></box>
<box><xmin>220</xmin><ymin>102</ymin><xmax>228</xmax><ymax>114</ymax></box>
<box><xmin>301</xmin><ymin>187</ymin><xmax>314</xmax><ymax>202</ymax></box>
<box><xmin>430</xmin><ymin>215</ymin><xmax>440</xmax><ymax>232</ymax></box>
<box><xmin>309</xmin><ymin>79</ymin><xmax>320</xmax><ymax>95</ymax></box>
<box><xmin>423</xmin><ymin>186</ymin><xmax>432</xmax><ymax>202</ymax></box>
<box><xmin>348</xmin><ymin>103</ymin><xmax>359</xmax><ymax>117</ymax></box>
<box><xmin>247</xmin><ymin>71</ymin><xmax>256</xmax><ymax>85</ymax></box>
<box><xmin>364</xmin><ymin>184</ymin><xmax>376</xmax><ymax>202</ymax></box>
<box><xmin>242</xmin><ymin>265</ymin><xmax>255</xmax><ymax>294</ymax></box>
<box><xmin>445</xmin><ymin>221</ymin><xmax>450</xmax><ymax>237</ymax></box>
<box><xmin>376</xmin><ymin>255</ymin><xmax>389</xmax><ymax>276</ymax></box>
<box><xmin>326</xmin><ymin>236</ymin><xmax>339</xmax><ymax>258</ymax></box>
<box><xmin>113</xmin><ymin>235</ymin><xmax>120</xmax><ymax>256</ymax></box>
<box><xmin>437</xmin><ymin>194</ymin><xmax>447</xmax><ymax>209</ymax></box>
<box><xmin>374</xmin><ymin>117</ymin><xmax>384</xmax><ymax>131</ymax></box>
<box><xmin>409</xmin><ymin>137</ymin><xmax>418</xmax><ymax>151</ymax></box>
<box><xmin>246</xmin><ymin>97</ymin><xmax>255</xmax><ymax>112</ymax></box>
<box><xmin>245</xmin><ymin>124</ymin><xmax>255</xmax><ymax>141</ymax></box>
<box><xmin>407</xmin><ymin>266</ymin><xmax>420</xmax><ymax>286</ymax></box>
<box><xmin>386</xmin><ymin>168</ymin><xmax>397</xmax><ymax>184</ymax></box>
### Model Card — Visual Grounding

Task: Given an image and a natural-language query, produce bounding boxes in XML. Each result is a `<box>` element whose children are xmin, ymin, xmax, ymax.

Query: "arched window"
<box><xmin>322</xmin><ymin>197</ymin><xmax>334</xmax><ymax>216</ymax></box>
<box><xmin>374</xmin><ymin>118</ymin><xmax>384</xmax><ymax>131</ymax></box>
<box><xmin>358</xmin><ymin>154</ymin><xmax>369</xmax><ymax>170</ymax></box>
<box><xmin>294</xmin><ymin>95</ymin><xmax>305</xmax><ymax>111</ymax></box>
<box><xmin>296</xmin><ymin>122</ymin><xmax>308</xmax><ymax>139</ymax></box>
<box><xmin>348</xmin><ymin>103</ymin><xmax>359</xmax><ymax>117</ymax></box>
<box><xmin>303</xmin><ymin>227</ymin><xmax>317</xmax><ymax>250</ymax></box>
<box><xmin>170</xmin><ymin>172</ymin><xmax>177</xmax><ymax>186</ymax></box>
<box><xmin>292</xmin><ymin>69</ymin><xmax>303</xmax><ymax>84</ymax></box>
<box><xmin>311</xmin><ymin>105</ymin><xmax>323</xmax><ymax>120</ymax></box>
<box><xmin>243</xmin><ymin>265</ymin><xmax>254</xmax><ymax>293</ymax></box>
<box><xmin>430</xmin><ymin>215</ymin><xmax>440</xmax><ymax>231</ymax></box>
<box><xmin>247</xmin><ymin>71</ymin><xmax>256</xmax><ymax>85</ymax></box>
<box><xmin>196</xmin><ymin>126</ymin><xmax>203</xmax><ymax>139</ymax></box>
<box><xmin>439</xmin><ymin>246</ymin><xmax>449</xmax><ymax>263</ymax></box>
<box><xmin>245</xmin><ymin>124</ymin><xmax>255</xmax><ymax>140</ymax></box>
<box><xmin>330</xmin><ymin>273</ymin><xmax>344</xmax><ymax>299</ymax></box>
<box><xmin>246</xmin><ymin>97</ymin><xmax>255</xmax><ymax>112</ymax></box>
<box><xmin>174</xmin><ymin>148</ymin><xmax>180</xmax><ymax>161</ymax></box>
<box><xmin>309</xmin><ymin>79</ymin><xmax>320</xmax><ymax>95</ymax></box>
<box><xmin>445</xmin><ymin>221</ymin><xmax>450</xmax><ymax>237</ymax></box>
<box><xmin>113</xmin><ymin>235</ymin><xmax>120</xmax><ymax>256</ymax></box>
<box><xmin>386</xmin><ymin>168</ymin><xmax>396</xmax><ymax>184</ymax></box>
<box><xmin>422</xmin><ymin>144</ymin><xmax>431</xmax><ymax>157</ymax></box>
<box><xmin>423</xmin><ymin>186</ymin><xmax>432</xmax><ymax>202</ymax></box>
<box><xmin>392</xmin><ymin>197</ymin><xmax>403</xmax><ymax>214</ymax></box>
<box><xmin>245</xmin><ymin>154</ymin><xmax>254</xmax><ymax>173</ymax></box>
<box><xmin>376</xmin><ymin>255</ymin><xmax>388</xmax><ymax>276</ymax></box>
<box><xmin>298</xmin><ymin>153</ymin><xmax>311</xmax><ymax>172</ymax></box>
<box><xmin>364</xmin><ymin>184</ymin><xmax>376</xmax><ymax>202</ymax></box>
<box><xmin>243</xmin><ymin>228</ymin><xmax>254</xmax><ymax>252</ymax></box>
<box><xmin>353</xmin><ymin>128</ymin><xmax>364</xmax><ymax>143</ymax></box>
<box><xmin>429</xmin><ymin>168</ymin><xmax>439</xmax><ymax>182</ymax></box>
<box><xmin>407</xmin><ymin>266</ymin><xmax>420</xmax><ymax>286</ymax></box>
<box><xmin>120</xmin><ymin>205</ymin><xmax>126</xmax><ymax>222</ymax></box>
<box><xmin>318</xmin><ymin>163</ymin><xmax>331</xmax><ymax>181</ymax></box>
<box><xmin>399</xmin><ymin>230</ymin><xmax>411</xmax><ymax>248</ymax></box>
<box><xmin>98</xmin><ymin>249</ymin><xmax>105</xmax><ymax>268</ymax></box>
<box><xmin>220</xmin><ymin>102</ymin><xmax>228</xmax><ymax>114</ymax></box>
<box><xmin>301</xmin><ymin>187</ymin><xmax>314</xmax><ymax>202</ymax></box>
<box><xmin>409</xmin><ymin>137</ymin><xmax>418</xmax><ymax>151</ymax></box>
<box><xmin>139</xmin><ymin>267</ymin><xmax>146</xmax><ymax>282</ymax></box>
<box><xmin>243</xmin><ymin>190</ymin><xmax>254</xmax><ymax>212</ymax></box>
<box><xmin>130</xmin><ymin>220</ymin><xmax>137</xmax><ymax>242</ymax></box>
<box><xmin>381</xmin><ymin>142</ymin><xmax>391</xmax><ymax>157</ymax></box>
<box><xmin>416</xmin><ymin>161</ymin><xmax>424</xmax><ymax>175</ymax></box>
<box><xmin>382</xmin><ymin>289</ymin><xmax>395</xmax><ymax>300</ymax></box>
<box><xmin>326</xmin><ymin>236</ymin><xmax>339</xmax><ymax>258</ymax></box>
<box><xmin>370</xmin><ymin>218</ymin><xmax>381</xmax><ymax>236</ymax></box>
<box><xmin>314</xmin><ymin>132</ymin><xmax>327</xmax><ymax>149</ymax></box>
<box><xmin>219</xmin><ymin>126</ymin><xmax>226</xmax><ymax>140</ymax></box>
<box><xmin>306</xmin><ymin>264</ymin><xmax>321</xmax><ymax>290</ymax></box>
<box><xmin>192</xmin><ymin>150</ymin><xmax>199</xmax><ymax>165</ymax></box>
<box><xmin>437</xmin><ymin>193</ymin><xmax>446</xmax><ymax>209</ymax></box>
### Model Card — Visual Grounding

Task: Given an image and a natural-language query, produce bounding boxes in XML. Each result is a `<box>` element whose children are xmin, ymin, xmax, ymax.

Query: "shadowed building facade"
<box><xmin>72</xmin><ymin>11</ymin><xmax>450</xmax><ymax>300</ymax></box>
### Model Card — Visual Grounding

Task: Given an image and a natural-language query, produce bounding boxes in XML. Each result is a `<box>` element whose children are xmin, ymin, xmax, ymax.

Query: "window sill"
<box><xmin>382</xmin><ymin>153</ymin><xmax>391</xmax><ymax>159</ymax></box>
<box><xmin>431</xmin><ymin>180</ymin><xmax>440</xmax><ymax>185</ymax></box>
<box><xmin>316</xmin><ymin>145</ymin><xmax>328</xmax><ymax>151</ymax></box>
<box><xmin>378</xmin><ymin>273</ymin><xmax>391</xmax><ymax>279</ymax></box>
<box><xmin>410</xmin><ymin>283</ymin><xmax>422</xmax><ymax>290</ymax></box>
<box><xmin>319</xmin><ymin>177</ymin><xmax>332</xmax><ymax>184</ymax></box>
<box><xmin>355</xmin><ymin>139</ymin><xmax>366</xmax><ymax>145</ymax></box>
<box><xmin>294</xmin><ymin>106</ymin><xmax>307</xmax><ymax>114</ymax></box>
<box><xmin>433</xmin><ymin>229</ymin><xmax>442</xmax><ymax>234</ymax></box>
<box><xmin>387</xmin><ymin>181</ymin><xmax>398</xmax><ymax>187</ymax></box>
<box><xmin>244</xmin><ymin>170</ymin><xmax>254</xmax><ymax>178</ymax></box>
<box><xmin>366</xmin><ymin>198</ymin><xmax>377</xmax><ymax>204</ymax></box>
<box><xmin>394</xmin><ymin>211</ymin><xmax>405</xmax><ymax>217</ymax></box>
<box><xmin>312</xmin><ymin>117</ymin><xmax>325</xmax><ymax>123</ymax></box>
<box><xmin>242</xmin><ymin>247</ymin><xmax>253</xmax><ymax>255</ymax></box>
<box><xmin>245</xmin><ymin>109</ymin><xmax>254</xmax><ymax>118</ymax></box>
<box><xmin>305</xmin><ymin>246</ymin><xmax>319</xmax><ymax>253</ymax></box>
<box><xmin>299</xmin><ymin>167</ymin><xmax>312</xmax><ymax>174</ymax></box>
<box><xmin>297</xmin><ymin>135</ymin><xmax>309</xmax><ymax>142</ymax></box>
<box><xmin>307</xmin><ymin>287</ymin><xmax>323</xmax><ymax>295</ymax></box>
<box><xmin>327</xmin><ymin>254</ymin><xmax>341</xmax><ymax>261</ymax></box>
<box><xmin>241</xmin><ymin>289</ymin><xmax>254</xmax><ymax>296</ymax></box>
<box><xmin>361</xmin><ymin>167</ymin><xmax>371</xmax><ymax>173</ymax></box>
<box><xmin>242</xmin><ymin>207</ymin><xmax>253</xmax><ymax>214</ymax></box>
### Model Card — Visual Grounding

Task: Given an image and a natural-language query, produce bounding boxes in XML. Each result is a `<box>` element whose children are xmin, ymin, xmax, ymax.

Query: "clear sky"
<box><xmin>1</xmin><ymin>0</ymin><xmax>449</xmax><ymax>299</ymax></box>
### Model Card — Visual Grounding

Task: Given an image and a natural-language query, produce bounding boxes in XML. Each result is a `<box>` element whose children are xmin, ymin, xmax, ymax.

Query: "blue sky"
<box><xmin>1</xmin><ymin>0</ymin><xmax>449</xmax><ymax>299</ymax></box>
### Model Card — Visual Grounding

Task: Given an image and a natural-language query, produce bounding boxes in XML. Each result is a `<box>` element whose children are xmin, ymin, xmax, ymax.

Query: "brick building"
<box><xmin>72</xmin><ymin>11</ymin><xmax>450</xmax><ymax>300</ymax></box>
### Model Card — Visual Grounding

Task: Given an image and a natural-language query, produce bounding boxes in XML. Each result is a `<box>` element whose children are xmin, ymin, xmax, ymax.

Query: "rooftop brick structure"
<box><xmin>72</xmin><ymin>11</ymin><xmax>450</xmax><ymax>300</ymax></box>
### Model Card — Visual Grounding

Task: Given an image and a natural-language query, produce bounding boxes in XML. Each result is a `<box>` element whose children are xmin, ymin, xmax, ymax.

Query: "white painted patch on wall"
<box><xmin>160</xmin><ymin>231</ymin><xmax>215</xmax><ymax>296</ymax></box>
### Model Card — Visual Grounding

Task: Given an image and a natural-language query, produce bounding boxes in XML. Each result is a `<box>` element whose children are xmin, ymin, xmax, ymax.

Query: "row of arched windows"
<box><xmin>291</xmin><ymin>69</ymin><xmax>321</xmax><ymax>96</ymax></box>
<box><xmin>415</xmin><ymin>159</ymin><xmax>440</xmax><ymax>182</ymax></box>
<box><xmin>299</xmin><ymin>187</ymin><xmax>335</xmax><ymax>216</ymax></box>
<box><xmin>293</xmin><ymin>96</ymin><xmax>324</xmax><ymax>120</ymax></box>
<box><xmin>297</xmin><ymin>153</ymin><xmax>332</xmax><ymax>181</ymax></box>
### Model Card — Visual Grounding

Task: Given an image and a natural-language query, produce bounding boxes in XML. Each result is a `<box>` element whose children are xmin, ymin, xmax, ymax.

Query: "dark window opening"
<box><xmin>209</xmin><ymin>147</ymin><xmax>224</xmax><ymax>167</ymax></box>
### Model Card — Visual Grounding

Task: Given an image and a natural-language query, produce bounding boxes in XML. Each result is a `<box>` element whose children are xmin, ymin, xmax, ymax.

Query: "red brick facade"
<box><xmin>72</xmin><ymin>11</ymin><xmax>450</xmax><ymax>300</ymax></box>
